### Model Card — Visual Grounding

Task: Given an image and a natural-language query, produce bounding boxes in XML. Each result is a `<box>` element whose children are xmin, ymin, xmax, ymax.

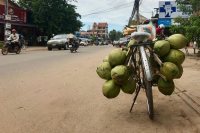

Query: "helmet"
<box><xmin>159</xmin><ymin>24</ymin><xmax>165</xmax><ymax>29</ymax></box>
<box><xmin>12</xmin><ymin>29</ymin><xmax>16</xmax><ymax>32</ymax></box>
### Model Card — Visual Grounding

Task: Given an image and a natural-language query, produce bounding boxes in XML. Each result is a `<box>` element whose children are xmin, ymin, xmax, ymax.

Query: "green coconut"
<box><xmin>174</xmin><ymin>65</ymin><xmax>183</xmax><ymax>79</ymax></box>
<box><xmin>163</xmin><ymin>49</ymin><xmax>185</xmax><ymax>65</ymax></box>
<box><xmin>122</xmin><ymin>50</ymin><xmax>127</xmax><ymax>56</ymax></box>
<box><xmin>158</xmin><ymin>77</ymin><xmax>175</xmax><ymax>95</ymax></box>
<box><xmin>111</xmin><ymin>65</ymin><xmax>129</xmax><ymax>85</ymax></box>
<box><xmin>160</xmin><ymin>62</ymin><xmax>179</xmax><ymax>80</ymax></box>
<box><xmin>103</xmin><ymin>55</ymin><xmax>109</xmax><ymax>62</ymax></box>
<box><xmin>108</xmin><ymin>49</ymin><xmax>127</xmax><ymax>67</ymax></box>
<box><xmin>167</xmin><ymin>34</ymin><xmax>188</xmax><ymax>49</ymax></box>
<box><xmin>121</xmin><ymin>79</ymin><xmax>136</xmax><ymax>94</ymax></box>
<box><xmin>128</xmin><ymin>39</ymin><xmax>137</xmax><ymax>48</ymax></box>
<box><xmin>102</xmin><ymin>80</ymin><xmax>121</xmax><ymax>99</ymax></box>
<box><xmin>154</xmin><ymin>40</ymin><xmax>170</xmax><ymax>57</ymax></box>
<box><xmin>96</xmin><ymin>62</ymin><xmax>112</xmax><ymax>80</ymax></box>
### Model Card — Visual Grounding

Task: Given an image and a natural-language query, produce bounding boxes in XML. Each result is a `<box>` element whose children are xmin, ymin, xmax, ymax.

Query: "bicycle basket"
<box><xmin>137</xmin><ymin>23</ymin><xmax>156</xmax><ymax>41</ymax></box>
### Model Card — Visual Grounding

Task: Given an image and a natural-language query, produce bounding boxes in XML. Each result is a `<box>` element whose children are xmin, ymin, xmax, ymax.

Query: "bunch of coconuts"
<box><xmin>152</xmin><ymin>34</ymin><xmax>188</xmax><ymax>95</ymax></box>
<box><xmin>96</xmin><ymin>33</ymin><xmax>188</xmax><ymax>98</ymax></box>
<box><xmin>96</xmin><ymin>48</ymin><xmax>136</xmax><ymax>99</ymax></box>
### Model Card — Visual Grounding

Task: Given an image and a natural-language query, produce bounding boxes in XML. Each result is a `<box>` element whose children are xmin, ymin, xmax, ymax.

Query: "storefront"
<box><xmin>0</xmin><ymin>0</ymin><xmax>40</xmax><ymax>46</ymax></box>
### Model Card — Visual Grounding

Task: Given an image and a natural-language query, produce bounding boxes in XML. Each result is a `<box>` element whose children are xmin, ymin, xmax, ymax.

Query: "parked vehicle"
<box><xmin>47</xmin><ymin>34</ymin><xmax>68</xmax><ymax>51</ymax></box>
<box><xmin>80</xmin><ymin>40</ymin><xmax>88</xmax><ymax>46</ymax></box>
<box><xmin>103</xmin><ymin>40</ymin><xmax>109</xmax><ymax>45</ymax></box>
<box><xmin>79</xmin><ymin>38</ymin><xmax>89</xmax><ymax>46</ymax></box>
<box><xmin>79</xmin><ymin>38</ymin><xmax>92</xmax><ymax>46</ymax></box>
<box><xmin>1</xmin><ymin>38</ymin><xmax>21</xmax><ymax>55</ymax></box>
<box><xmin>112</xmin><ymin>40</ymin><xmax>119</xmax><ymax>46</ymax></box>
<box><xmin>113</xmin><ymin>37</ymin><xmax>130</xmax><ymax>47</ymax></box>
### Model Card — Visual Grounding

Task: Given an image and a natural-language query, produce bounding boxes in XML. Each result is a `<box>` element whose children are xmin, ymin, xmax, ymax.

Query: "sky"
<box><xmin>71</xmin><ymin>0</ymin><xmax>164</xmax><ymax>31</ymax></box>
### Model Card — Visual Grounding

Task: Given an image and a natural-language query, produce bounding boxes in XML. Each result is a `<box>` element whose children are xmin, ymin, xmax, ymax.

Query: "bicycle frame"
<box><xmin>128</xmin><ymin>41</ymin><xmax>155</xmax><ymax>119</ymax></box>
<box><xmin>139</xmin><ymin>46</ymin><xmax>153</xmax><ymax>81</ymax></box>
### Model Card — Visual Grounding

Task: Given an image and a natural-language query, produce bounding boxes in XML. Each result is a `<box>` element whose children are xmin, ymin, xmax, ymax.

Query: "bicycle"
<box><xmin>125</xmin><ymin>31</ymin><xmax>163</xmax><ymax>120</ymax></box>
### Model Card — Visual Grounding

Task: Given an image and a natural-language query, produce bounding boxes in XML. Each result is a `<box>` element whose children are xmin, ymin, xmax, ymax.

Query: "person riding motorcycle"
<box><xmin>156</xmin><ymin>24</ymin><xmax>165</xmax><ymax>40</ymax></box>
<box><xmin>7</xmin><ymin>29</ymin><xmax>20</xmax><ymax>48</ymax></box>
<box><xmin>68</xmin><ymin>36</ymin><xmax>79</xmax><ymax>51</ymax></box>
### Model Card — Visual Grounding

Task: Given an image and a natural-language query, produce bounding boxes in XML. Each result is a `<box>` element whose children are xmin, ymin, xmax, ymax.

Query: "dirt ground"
<box><xmin>0</xmin><ymin>46</ymin><xmax>199</xmax><ymax>133</ymax></box>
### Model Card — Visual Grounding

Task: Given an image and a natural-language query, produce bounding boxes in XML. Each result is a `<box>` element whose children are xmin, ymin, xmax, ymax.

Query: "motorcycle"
<box><xmin>68</xmin><ymin>40</ymin><xmax>79</xmax><ymax>53</ymax></box>
<box><xmin>1</xmin><ymin>38</ymin><xmax>21</xmax><ymax>55</ymax></box>
<box><xmin>66</xmin><ymin>34</ymin><xmax>79</xmax><ymax>53</ymax></box>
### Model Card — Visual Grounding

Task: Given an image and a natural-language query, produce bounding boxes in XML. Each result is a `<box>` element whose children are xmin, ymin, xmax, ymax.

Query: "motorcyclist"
<box><xmin>68</xmin><ymin>37</ymin><xmax>79</xmax><ymax>50</ymax></box>
<box><xmin>7</xmin><ymin>29</ymin><xmax>20</xmax><ymax>48</ymax></box>
<box><xmin>156</xmin><ymin>24</ymin><xmax>165</xmax><ymax>39</ymax></box>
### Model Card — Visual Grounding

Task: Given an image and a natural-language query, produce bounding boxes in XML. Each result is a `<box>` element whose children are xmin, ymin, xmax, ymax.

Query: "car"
<box><xmin>79</xmin><ymin>38</ymin><xmax>92</xmax><ymax>46</ymax></box>
<box><xmin>103</xmin><ymin>40</ymin><xmax>109</xmax><ymax>45</ymax></box>
<box><xmin>47</xmin><ymin>34</ymin><xmax>68</xmax><ymax>51</ymax></box>
<box><xmin>80</xmin><ymin>40</ymin><xmax>88</xmax><ymax>46</ymax></box>
<box><xmin>113</xmin><ymin>40</ymin><xmax>119</xmax><ymax>46</ymax></box>
<box><xmin>119</xmin><ymin>37</ymin><xmax>128</xmax><ymax>44</ymax></box>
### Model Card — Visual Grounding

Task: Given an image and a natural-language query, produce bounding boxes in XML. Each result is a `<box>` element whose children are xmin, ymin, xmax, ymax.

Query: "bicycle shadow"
<box><xmin>116</xmin><ymin>92</ymin><xmax>198</xmax><ymax>132</ymax></box>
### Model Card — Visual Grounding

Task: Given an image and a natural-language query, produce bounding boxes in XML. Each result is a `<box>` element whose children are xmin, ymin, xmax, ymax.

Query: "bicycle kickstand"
<box><xmin>130</xmin><ymin>84</ymin><xmax>141</xmax><ymax>112</ymax></box>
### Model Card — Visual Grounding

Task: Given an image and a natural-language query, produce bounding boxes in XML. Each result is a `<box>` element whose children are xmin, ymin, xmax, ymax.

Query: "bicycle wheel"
<box><xmin>142</xmin><ymin>69</ymin><xmax>154</xmax><ymax>119</ymax></box>
<box><xmin>139</xmin><ymin>47</ymin><xmax>154</xmax><ymax>119</ymax></box>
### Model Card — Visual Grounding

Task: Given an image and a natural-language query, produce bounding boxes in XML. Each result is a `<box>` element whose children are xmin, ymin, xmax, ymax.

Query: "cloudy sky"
<box><xmin>71</xmin><ymin>0</ymin><xmax>165</xmax><ymax>31</ymax></box>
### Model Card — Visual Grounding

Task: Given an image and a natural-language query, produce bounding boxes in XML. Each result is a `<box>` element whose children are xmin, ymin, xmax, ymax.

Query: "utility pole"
<box><xmin>128</xmin><ymin>0</ymin><xmax>140</xmax><ymax>26</ymax></box>
<box><xmin>136</xmin><ymin>0</ymin><xmax>140</xmax><ymax>24</ymax></box>
<box><xmin>4</xmin><ymin>0</ymin><xmax>11</xmax><ymax>42</ymax></box>
<box><xmin>5</xmin><ymin>0</ymin><xmax>8</xmax><ymax>15</ymax></box>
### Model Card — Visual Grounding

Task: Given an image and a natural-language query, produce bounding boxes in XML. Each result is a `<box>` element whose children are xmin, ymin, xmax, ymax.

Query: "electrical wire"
<box><xmin>86</xmin><ymin>1</ymin><xmax>133</xmax><ymax>13</ymax></box>
<box><xmin>82</xmin><ymin>1</ymin><xmax>134</xmax><ymax>17</ymax></box>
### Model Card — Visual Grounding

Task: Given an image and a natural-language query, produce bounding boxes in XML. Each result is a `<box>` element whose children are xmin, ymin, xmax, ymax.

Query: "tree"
<box><xmin>17</xmin><ymin>0</ymin><xmax>82</xmax><ymax>36</ymax></box>
<box><xmin>170</xmin><ymin>0</ymin><xmax>200</xmax><ymax>46</ymax></box>
<box><xmin>176</xmin><ymin>0</ymin><xmax>200</xmax><ymax>15</ymax></box>
<box><xmin>109</xmin><ymin>30</ymin><xmax>123</xmax><ymax>41</ymax></box>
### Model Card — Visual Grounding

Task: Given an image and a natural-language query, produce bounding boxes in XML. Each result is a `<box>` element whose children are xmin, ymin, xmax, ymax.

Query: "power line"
<box><xmin>82</xmin><ymin>1</ymin><xmax>134</xmax><ymax>17</ymax></box>
<box><xmin>86</xmin><ymin>1</ymin><xmax>133</xmax><ymax>13</ymax></box>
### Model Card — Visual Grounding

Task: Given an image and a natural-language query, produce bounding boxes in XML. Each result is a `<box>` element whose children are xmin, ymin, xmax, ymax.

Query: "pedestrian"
<box><xmin>193</xmin><ymin>41</ymin><xmax>197</xmax><ymax>54</ymax></box>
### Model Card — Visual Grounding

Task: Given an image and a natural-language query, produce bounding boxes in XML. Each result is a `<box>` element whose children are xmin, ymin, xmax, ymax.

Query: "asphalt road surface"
<box><xmin>0</xmin><ymin>45</ymin><xmax>199</xmax><ymax>133</ymax></box>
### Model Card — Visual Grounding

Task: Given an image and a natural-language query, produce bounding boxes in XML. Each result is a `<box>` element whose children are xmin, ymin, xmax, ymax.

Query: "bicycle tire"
<box><xmin>140</xmin><ymin>47</ymin><xmax>154</xmax><ymax>119</ymax></box>
<box><xmin>143</xmin><ymin>70</ymin><xmax>154</xmax><ymax>119</ymax></box>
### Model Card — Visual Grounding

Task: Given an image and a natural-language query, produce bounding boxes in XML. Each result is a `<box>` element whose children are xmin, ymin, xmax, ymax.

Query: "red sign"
<box><xmin>0</xmin><ymin>4</ymin><xmax>27</xmax><ymax>23</ymax></box>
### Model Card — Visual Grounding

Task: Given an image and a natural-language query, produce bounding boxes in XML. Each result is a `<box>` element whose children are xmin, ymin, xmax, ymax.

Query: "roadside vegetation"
<box><xmin>14</xmin><ymin>0</ymin><xmax>82</xmax><ymax>37</ymax></box>
<box><xmin>170</xmin><ymin>0</ymin><xmax>200</xmax><ymax>46</ymax></box>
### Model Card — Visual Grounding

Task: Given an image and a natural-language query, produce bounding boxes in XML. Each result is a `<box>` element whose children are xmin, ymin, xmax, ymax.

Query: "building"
<box><xmin>0</xmin><ymin>0</ymin><xmax>38</xmax><ymax>45</ymax></box>
<box><xmin>80</xmin><ymin>22</ymin><xmax>108</xmax><ymax>39</ymax></box>
<box><xmin>92</xmin><ymin>22</ymin><xmax>108</xmax><ymax>38</ymax></box>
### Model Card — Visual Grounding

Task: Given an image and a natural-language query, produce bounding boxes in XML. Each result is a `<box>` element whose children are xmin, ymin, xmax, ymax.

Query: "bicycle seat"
<box><xmin>131</xmin><ymin>32</ymin><xmax>151</xmax><ymax>42</ymax></box>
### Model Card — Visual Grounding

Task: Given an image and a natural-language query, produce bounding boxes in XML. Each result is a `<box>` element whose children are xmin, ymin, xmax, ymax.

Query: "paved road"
<box><xmin>0</xmin><ymin>45</ymin><xmax>199</xmax><ymax>133</ymax></box>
